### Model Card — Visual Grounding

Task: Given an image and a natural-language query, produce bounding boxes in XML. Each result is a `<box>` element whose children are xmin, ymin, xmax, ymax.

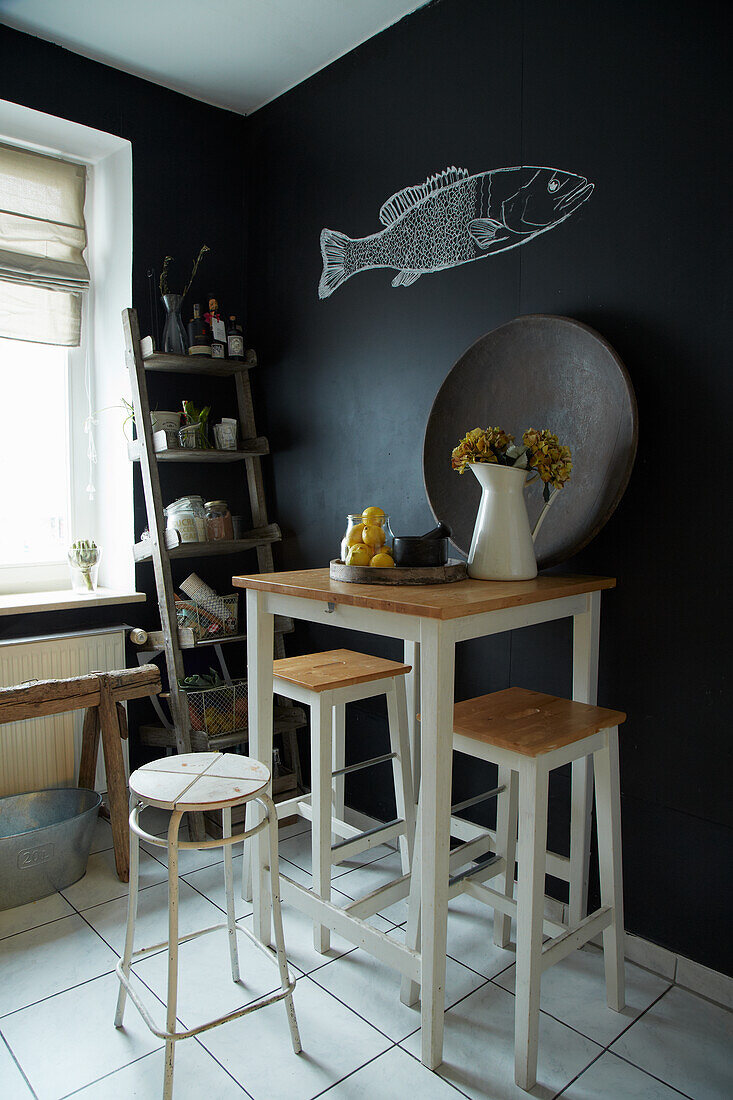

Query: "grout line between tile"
<box><xmin>0</xmin><ymin>967</ymin><xmax>117</xmax><ymax>1022</ymax></box>
<box><xmin>0</xmin><ymin>1026</ymin><xmax>39</xmax><ymax>1098</ymax></box>
<box><xmin>396</xmin><ymin>1041</ymin><xmax>474</xmax><ymax>1099</ymax></box>
<box><xmin>603</xmin><ymin>1049</ymin><xmax>695</xmax><ymax>1099</ymax></box>
<box><xmin>550</xmin><ymin>1045</ymin><xmax>607</xmax><ymax>1100</ymax></box>
<box><xmin>604</xmin><ymin>983</ymin><xmax>674</xmax><ymax>1051</ymax></box>
<box><xmin>310</xmin><ymin>1040</ymin><xmax>412</xmax><ymax>1099</ymax></box>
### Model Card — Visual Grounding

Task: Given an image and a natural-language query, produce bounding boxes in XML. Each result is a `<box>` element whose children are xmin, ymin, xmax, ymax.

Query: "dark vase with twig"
<box><xmin>159</xmin><ymin>246</ymin><xmax>210</xmax><ymax>355</ymax></box>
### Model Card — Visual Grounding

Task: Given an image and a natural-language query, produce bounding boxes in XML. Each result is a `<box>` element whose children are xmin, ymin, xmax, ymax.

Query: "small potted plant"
<box><xmin>68</xmin><ymin>539</ymin><xmax>102</xmax><ymax>592</ymax></box>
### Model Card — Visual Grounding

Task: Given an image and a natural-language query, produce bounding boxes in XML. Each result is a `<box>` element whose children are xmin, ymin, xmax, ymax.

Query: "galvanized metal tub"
<box><xmin>0</xmin><ymin>788</ymin><xmax>102</xmax><ymax>910</ymax></box>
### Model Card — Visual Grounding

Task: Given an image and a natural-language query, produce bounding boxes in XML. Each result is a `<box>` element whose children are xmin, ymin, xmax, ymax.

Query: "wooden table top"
<box><xmin>232</xmin><ymin>568</ymin><xmax>615</xmax><ymax>621</ymax></box>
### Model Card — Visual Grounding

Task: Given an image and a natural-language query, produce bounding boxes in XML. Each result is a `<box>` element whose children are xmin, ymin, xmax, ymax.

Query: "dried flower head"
<box><xmin>451</xmin><ymin>426</ymin><xmax>515</xmax><ymax>473</ymax></box>
<box><xmin>522</xmin><ymin>428</ymin><xmax>573</xmax><ymax>492</ymax></box>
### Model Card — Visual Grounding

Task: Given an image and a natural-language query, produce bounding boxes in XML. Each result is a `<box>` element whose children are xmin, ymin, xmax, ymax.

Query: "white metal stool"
<box><xmin>115</xmin><ymin>752</ymin><xmax>301</xmax><ymax>1100</ymax></box>
<box><xmin>265</xmin><ymin>649</ymin><xmax>416</xmax><ymax>953</ymax></box>
<box><xmin>403</xmin><ymin>687</ymin><xmax>626</xmax><ymax>1091</ymax></box>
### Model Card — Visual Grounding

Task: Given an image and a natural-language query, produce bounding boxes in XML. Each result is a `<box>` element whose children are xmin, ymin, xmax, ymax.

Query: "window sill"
<box><xmin>0</xmin><ymin>588</ymin><xmax>146</xmax><ymax>616</ymax></box>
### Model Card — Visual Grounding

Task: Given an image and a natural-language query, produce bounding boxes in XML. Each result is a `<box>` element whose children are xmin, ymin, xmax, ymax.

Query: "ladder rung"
<box><xmin>331</xmin><ymin>817</ymin><xmax>403</xmax><ymax>853</ymax></box>
<box><xmin>448</xmin><ymin>853</ymin><xmax>502</xmax><ymax>888</ymax></box>
<box><xmin>451</xmin><ymin>784</ymin><xmax>504</xmax><ymax>816</ymax></box>
<box><xmin>331</xmin><ymin>751</ymin><xmax>396</xmax><ymax>779</ymax></box>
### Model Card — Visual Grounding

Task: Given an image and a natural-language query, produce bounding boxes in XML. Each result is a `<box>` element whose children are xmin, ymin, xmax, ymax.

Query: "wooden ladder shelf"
<box><xmin>122</xmin><ymin>308</ymin><xmax>305</xmax><ymax>838</ymax></box>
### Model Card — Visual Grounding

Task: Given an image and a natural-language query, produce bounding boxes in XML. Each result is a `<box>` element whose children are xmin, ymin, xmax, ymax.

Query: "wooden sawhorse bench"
<box><xmin>0</xmin><ymin>665</ymin><xmax>161</xmax><ymax>882</ymax></box>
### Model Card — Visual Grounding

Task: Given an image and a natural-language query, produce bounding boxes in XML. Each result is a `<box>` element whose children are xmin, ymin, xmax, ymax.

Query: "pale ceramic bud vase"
<box><xmin>466</xmin><ymin>463</ymin><xmax>557</xmax><ymax>581</ymax></box>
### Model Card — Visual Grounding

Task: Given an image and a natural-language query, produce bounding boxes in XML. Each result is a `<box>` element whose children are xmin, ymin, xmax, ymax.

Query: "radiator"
<box><xmin>0</xmin><ymin>628</ymin><xmax>127</xmax><ymax>797</ymax></box>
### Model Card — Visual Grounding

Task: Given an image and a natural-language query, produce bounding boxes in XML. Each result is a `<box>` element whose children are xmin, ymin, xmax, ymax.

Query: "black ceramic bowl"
<box><xmin>392</xmin><ymin>537</ymin><xmax>449</xmax><ymax>567</ymax></box>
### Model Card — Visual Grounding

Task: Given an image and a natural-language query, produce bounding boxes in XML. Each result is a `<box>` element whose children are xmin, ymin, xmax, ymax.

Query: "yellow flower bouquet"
<box><xmin>451</xmin><ymin>426</ymin><xmax>572</xmax><ymax>502</ymax></box>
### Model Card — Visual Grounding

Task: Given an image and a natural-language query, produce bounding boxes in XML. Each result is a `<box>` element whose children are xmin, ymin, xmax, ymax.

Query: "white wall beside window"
<box><xmin>0</xmin><ymin>100</ymin><xmax>133</xmax><ymax>596</ymax></box>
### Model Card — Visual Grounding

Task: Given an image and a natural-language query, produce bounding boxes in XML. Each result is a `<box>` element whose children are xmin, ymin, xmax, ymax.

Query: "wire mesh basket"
<box><xmin>184</xmin><ymin>677</ymin><xmax>248</xmax><ymax>737</ymax></box>
<box><xmin>175</xmin><ymin>593</ymin><xmax>238</xmax><ymax>642</ymax></box>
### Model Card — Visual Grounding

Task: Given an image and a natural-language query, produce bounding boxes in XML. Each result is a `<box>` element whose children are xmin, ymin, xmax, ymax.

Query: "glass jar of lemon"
<box><xmin>341</xmin><ymin>507</ymin><xmax>395</xmax><ymax>568</ymax></box>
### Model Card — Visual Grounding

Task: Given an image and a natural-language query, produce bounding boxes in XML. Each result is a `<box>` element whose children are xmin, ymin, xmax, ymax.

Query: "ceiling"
<box><xmin>0</xmin><ymin>0</ymin><xmax>430</xmax><ymax>115</ymax></box>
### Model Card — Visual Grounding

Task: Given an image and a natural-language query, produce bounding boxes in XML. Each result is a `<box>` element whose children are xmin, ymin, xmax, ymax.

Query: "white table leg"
<box><xmin>404</xmin><ymin>640</ymin><xmax>421</xmax><ymax>796</ymax></box>
<box><xmin>247</xmin><ymin>588</ymin><xmax>274</xmax><ymax>945</ymax></box>
<box><xmin>570</xmin><ymin>591</ymin><xmax>600</xmax><ymax>926</ymax></box>
<box><xmin>419</xmin><ymin>619</ymin><xmax>455</xmax><ymax>1069</ymax></box>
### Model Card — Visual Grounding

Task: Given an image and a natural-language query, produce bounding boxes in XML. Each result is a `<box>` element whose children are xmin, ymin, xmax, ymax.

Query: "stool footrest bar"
<box><xmin>331</xmin><ymin>752</ymin><xmax>396</xmax><ymax>778</ymax></box>
<box><xmin>115</xmin><ymin>920</ymin><xmax>297</xmax><ymax>1042</ymax></box>
<box><xmin>280</xmin><ymin>874</ymin><xmax>421</xmax><ymax>981</ymax></box>
<box><xmin>448</xmin><ymin>852</ymin><xmax>502</xmax><ymax>888</ymax></box>
<box><xmin>330</xmin><ymin>817</ymin><xmax>405</xmax><ymax>862</ymax></box>
<box><xmin>541</xmin><ymin>906</ymin><xmax>613</xmax><ymax>973</ymax></box>
<box><xmin>451</xmin><ymin>784</ymin><xmax>505</xmax><ymax>816</ymax></box>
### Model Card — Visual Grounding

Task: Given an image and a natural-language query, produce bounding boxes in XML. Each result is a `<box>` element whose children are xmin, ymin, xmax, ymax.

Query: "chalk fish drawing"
<box><xmin>319</xmin><ymin>165</ymin><xmax>593</xmax><ymax>298</ymax></box>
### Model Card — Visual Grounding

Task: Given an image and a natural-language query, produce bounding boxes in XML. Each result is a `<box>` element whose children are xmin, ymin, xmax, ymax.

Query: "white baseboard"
<box><xmin>675</xmin><ymin>954</ymin><xmax>733</xmax><ymax>1010</ymax></box>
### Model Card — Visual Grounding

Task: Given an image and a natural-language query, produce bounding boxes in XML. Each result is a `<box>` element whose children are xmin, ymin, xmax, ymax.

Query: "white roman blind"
<box><xmin>0</xmin><ymin>141</ymin><xmax>89</xmax><ymax>345</ymax></box>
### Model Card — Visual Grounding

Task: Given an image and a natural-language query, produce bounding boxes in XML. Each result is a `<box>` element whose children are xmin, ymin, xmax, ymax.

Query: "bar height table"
<box><xmin>233</xmin><ymin>568</ymin><xmax>615</xmax><ymax>1069</ymax></box>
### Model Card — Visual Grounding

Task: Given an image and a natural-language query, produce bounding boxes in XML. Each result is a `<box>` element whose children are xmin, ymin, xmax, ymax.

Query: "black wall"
<box><xmin>245</xmin><ymin>0</ymin><xmax>732</xmax><ymax>973</ymax></box>
<box><xmin>1</xmin><ymin>1</ymin><xmax>731</xmax><ymax>975</ymax></box>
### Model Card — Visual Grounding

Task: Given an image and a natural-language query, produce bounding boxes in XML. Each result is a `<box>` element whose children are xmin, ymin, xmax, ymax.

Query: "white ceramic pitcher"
<box><xmin>466</xmin><ymin>462</ymin><xmax>557</xmax><ymax>581</ymax></box>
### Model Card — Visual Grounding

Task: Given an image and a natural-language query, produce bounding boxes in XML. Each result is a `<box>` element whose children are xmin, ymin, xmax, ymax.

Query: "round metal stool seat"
<box><xmin>129</xmin><ymin>750</ymin><xmax>270</xmax><ymax>811</ymax></box>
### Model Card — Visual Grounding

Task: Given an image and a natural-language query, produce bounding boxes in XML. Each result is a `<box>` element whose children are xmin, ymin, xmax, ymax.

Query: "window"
<box><xmin>0</xmin><ymin>101</ymin><xmax>134</xmax><ymax>599</ymax></box>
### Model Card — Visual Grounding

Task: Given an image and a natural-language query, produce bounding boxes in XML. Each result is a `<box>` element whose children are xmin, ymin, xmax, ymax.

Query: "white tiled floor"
<box><xmin>0</xmin><ymin>815</ymin><xmax>731</xmax><ymax>1100</ymax></box>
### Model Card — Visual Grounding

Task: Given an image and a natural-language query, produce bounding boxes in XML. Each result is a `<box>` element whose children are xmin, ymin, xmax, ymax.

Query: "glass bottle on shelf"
<box><xmin>187</xmin><ymin>302</ymin><xmax>211</xmax><ymax>356</ymax></box>
<box><xmin>226</xmin><ymin>315</ymin><xmax>244</xmax><ymax>360</ymax></box>
<box><xmin>206</xmin><ymin>296</ymin><xmax>227</xmax><ymax>359</ymax></box>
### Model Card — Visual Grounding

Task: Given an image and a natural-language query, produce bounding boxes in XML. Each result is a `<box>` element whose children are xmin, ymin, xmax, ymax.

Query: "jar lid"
<box><xmin>205</xmin><ymin>500</ymin><xmax>228</xmax><ymax>509</ymax></box>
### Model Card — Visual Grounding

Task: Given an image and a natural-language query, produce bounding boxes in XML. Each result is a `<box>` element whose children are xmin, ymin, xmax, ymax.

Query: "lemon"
<box><xmin>362</xmin><ymin>506</ymin><xmax>386</xmax><ymax>525</ymax></box>
<box><xmin>370</xmin><ymin>552</ymin><xmax>395</xmax><ymax>568</ymax></box>
<box><xmin>346</xmin><ymin>523</ymin><xmax>366</xmax><ymax>546</ymax></box>
<box><xmin>362</xmin><ymin>524</ymin><xmax>386</xmax><ymax>549</ymax></box>
<box><xmin>346</xmin><ymin>544</ymin><xmax>372</xmax><ymax>567</ymax></box>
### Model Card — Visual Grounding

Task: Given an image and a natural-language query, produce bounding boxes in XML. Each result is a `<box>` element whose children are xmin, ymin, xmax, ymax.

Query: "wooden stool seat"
<box><xmin>453</xmin><ymin>687</ymin><xmax>626</xmax><ymax>757</ymax></box>
<box><xmin>129</xmin><ymin>752</ymin><xmax>270</xmax><ymax>811</ymax></box>
<box><xmin>272</xmin><ymin>648</ymin><xmax>411</xmax><ymax>693</ymax></box>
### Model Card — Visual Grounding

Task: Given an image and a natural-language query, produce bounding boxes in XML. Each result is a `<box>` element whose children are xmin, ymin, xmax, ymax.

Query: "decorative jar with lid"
<box><xmin>205</xmin><ymin>500</ymin><xmax>234</xmax><ymax>541</ymax></box>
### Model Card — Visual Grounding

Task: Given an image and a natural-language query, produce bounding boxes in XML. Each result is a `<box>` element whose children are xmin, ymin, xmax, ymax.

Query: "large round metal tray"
<box><xmin>423</xmin><ymin>315</ymin><xmax>638</xmax><ymax>568</ymax></box>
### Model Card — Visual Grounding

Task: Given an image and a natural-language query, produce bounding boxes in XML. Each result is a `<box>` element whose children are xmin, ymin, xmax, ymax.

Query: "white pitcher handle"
<box><xmin>530</xmin><ymin>485</ymin><xmax>560</xmax><ymax>543</ymax></box>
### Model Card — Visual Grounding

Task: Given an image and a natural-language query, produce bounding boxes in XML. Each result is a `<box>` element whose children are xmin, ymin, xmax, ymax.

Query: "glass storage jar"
<box><xmin>165</xmin><ymin>495</ymin><xmax>207</xmax><ymax>544</ymax></box>
<box><xmin>205</xmin><ymin>500</ymin><xmax>234</xmax><ymax>541</ymax></box>
<box><xmin>340</xmin><ymin>511</ymin><xmax>394</xmax><ymax>563</ymax></box>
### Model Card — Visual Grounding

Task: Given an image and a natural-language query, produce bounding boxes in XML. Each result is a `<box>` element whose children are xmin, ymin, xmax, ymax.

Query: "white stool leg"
<box><xmin>263</xmin><ymin>793</ymin><xmax>302</xmax><ymax>1054</ymax></box>
<box><xmin>493</xmin><ymin>766</ymin><xmax>519</xmax><ymax>948</ymax></box>
<box><xmin>114</xmin><ymin>797</ymin><xmax>140</xmax><ymax>1027</ymax></box>
<box><xmin>400</xmin><ymin>795</ymin><xmax>422</xmax><ymax>1006</ymax></box>
<box><xmin>514</xmin><ymin>759</ymin><xmax>548</xmax><ymax>1091</ymax></box>
<box><xmin>163</xmin><ymin>809</ymin><xmax>184</xmax><ymax>1100</ymax></box>
<box><xmin>222</xmin><ymin>806</ymin><xmax>240</xmax><ymax>983</ymax></box>
<box><xmin>387</xmin><ymin>676</ymin><xmax>416</xmax><ymax>874</ymax></box>
<box><xmin>242</xmin><ymin>801</ymin><xmax>253</xmax><ymax>903</ymax></box>
<box><xmin>593</xmin><ymin>727</ymin><xmax>626</xmax><ymax>1011</ymax></box>
<box><xmin>311</xmin><ymin>692</ymin><xmax>332</xmax><ymax>952</ymax></box>
<box><xmin>332</xmin><ymin>702</ymin><xmax>346</xmax><ymax>840</ymax></box>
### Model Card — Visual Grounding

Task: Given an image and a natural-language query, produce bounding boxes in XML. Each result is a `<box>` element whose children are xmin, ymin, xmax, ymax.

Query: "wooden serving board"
<box><xmin>329</xmin><ymin>559</ymin><xmax>467</xmax><ymax>585</ymax></box>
